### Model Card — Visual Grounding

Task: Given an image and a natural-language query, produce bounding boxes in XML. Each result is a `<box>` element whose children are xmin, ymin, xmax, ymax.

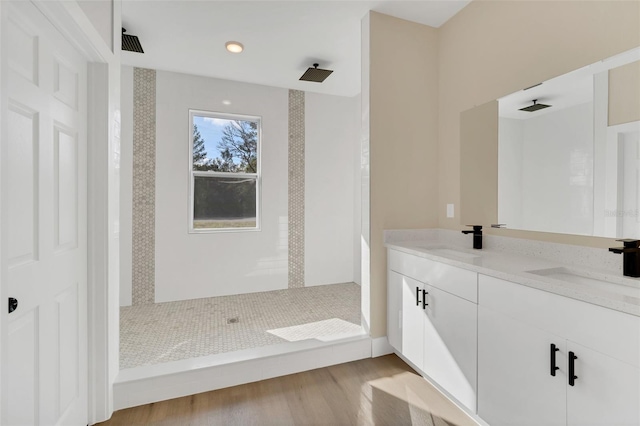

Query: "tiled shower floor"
<box><xmin>120</xmin><ymin>282</ymin><xmax>362</xmax><ymax>369</ymax></box>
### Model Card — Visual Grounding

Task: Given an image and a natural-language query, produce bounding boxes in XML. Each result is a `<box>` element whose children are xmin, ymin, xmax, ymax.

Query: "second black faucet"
<box><xmin>462</xmin><ymin>225</ymin><xmax>483</xmax><ymax>249</ymax></box>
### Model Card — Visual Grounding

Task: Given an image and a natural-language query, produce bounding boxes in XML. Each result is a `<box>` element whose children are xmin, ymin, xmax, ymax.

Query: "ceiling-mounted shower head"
<box><xmin>122</xmin><ymin>28</ymin><xmax>144</xmax><ymax>53</ymax></box>
<box><xmin>519</xmin><ymin>99</ymin><xmax>551</xmax><ymax>112</ymax></box>
<box><xmin>299</xmin><ymin>63</ymin><xmax>333</xmax><ymax>83</ymax></box>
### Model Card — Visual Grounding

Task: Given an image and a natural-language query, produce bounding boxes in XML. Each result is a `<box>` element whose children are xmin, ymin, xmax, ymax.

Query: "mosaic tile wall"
<box><xmin>288</xmin><ymin>90</ymin><xmax>305</xmax><ymax>288</ymax></box>
<box><xmin>120</xmin><ymin>282</ymin><xmax>361</xmax><ymax>368</ymax></box>
<box><xmin>132</xmin><ymin>68</ymin><xmax>156</xmax><ymax>305</ymax></box>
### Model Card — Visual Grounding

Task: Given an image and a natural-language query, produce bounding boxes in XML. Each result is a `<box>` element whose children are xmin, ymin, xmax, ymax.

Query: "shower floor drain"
<box><xmin>226</xmin><ymin>316</ymin><xmax>239</xmax><ymax>324</ymax></box>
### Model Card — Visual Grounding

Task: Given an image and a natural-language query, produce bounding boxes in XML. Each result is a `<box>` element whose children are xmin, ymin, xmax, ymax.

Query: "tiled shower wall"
<box><xmin>132</xmin><ymin>68</ymin><xmax>156</xmax><ymax>305</ymax></box>
<box><xmin>288</xmin><ymin>89</ymin><xmax>305</xmax><ymax>289</ymax></box>
<box><xmin>129</xmin><ymin>71</ymin><xmax>309</xmax><ymax>302</ymax></box>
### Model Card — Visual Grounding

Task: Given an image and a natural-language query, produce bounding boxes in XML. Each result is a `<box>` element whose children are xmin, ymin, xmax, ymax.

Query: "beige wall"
<box><xmin>438</xmin><ymin>0</ymin><xmax>640</xmax><ymax>248</ymax></box>
<box><xmin>460</xmin><ymin>101</ymin><xmax>498</xmax><ymax>226</ymax></box>
<box><xmin>609</xmin><ymin>60</ymin><xmax>640</xmax><ymax>126</ymax></box>
<box><xmin>369</xmin><ymin>12</ymin><xmax>439</xmax><ymax>337</ymax></box>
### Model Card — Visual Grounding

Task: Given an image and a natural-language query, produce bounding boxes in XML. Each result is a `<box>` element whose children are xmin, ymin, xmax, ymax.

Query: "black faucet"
<box><xmin>609</xmin><ymin>239</ymin><xmax>640</xmax><ymax>278</ymax></box>
<box><xmin>462</xmin><ymin>225</ymin><xmax>483</xmax><ymax>249</ymax></box>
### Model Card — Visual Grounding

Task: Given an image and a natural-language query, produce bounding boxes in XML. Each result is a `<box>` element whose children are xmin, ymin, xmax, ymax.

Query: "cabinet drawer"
<box><xmin>388</xmin><ymin>249</ymin><xmax>478</xmax><ymax>303</ymax></box>
<box><xmin>479</xmin><ymin>274</ymin><xmax>640</xmax><ymax>368</ymax></box>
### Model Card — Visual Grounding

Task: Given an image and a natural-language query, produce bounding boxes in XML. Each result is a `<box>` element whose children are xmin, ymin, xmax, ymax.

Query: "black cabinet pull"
<box><xmin>569</xmin><ymin>351</ymin><xmax>578</xmax><ymax>386</ymax></box>
<box><xmin>422</xmin><ymin>289</ymin><xmax>429</xmax><ymax>309</ymax></box>
<box><xmin>550</xmin><ymin>343</ymin><xmax>559</xmax><ymax>376</ymax></box>
<box><xmin>415</xmin><ymin>286</ymin><xmax>421</xmax><ymax>306</ymax></box>
<box><xmin>8</xmin><ymin>297</ymin><xmax>18</xmax><ymax>314</ymax></box>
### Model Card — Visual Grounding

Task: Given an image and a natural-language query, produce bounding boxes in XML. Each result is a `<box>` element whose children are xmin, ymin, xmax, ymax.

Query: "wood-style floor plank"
<box><xmin>98</xmin><ymin>355</ymin><xmax>479</xmax><ymax>426</ymax></box>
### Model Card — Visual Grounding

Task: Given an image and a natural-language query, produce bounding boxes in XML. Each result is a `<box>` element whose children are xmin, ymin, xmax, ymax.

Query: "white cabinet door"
<box><xmin>423</xmin><ymin>284</ymin><xmax>478</xmax><ymax>412</ymax></box>
<box><xmin>401</xmin><ymin>274</ymin><xmax>425</xmax><ymax>370</ymax></box>
<box><xmin>478</xmin><ymin>307</ymin><xmax>566</xmax><ymax>426</ymax></box>
<box><xmin>387</xmin><ymin>270</ymin><xmax>403</xmax><ymax>351</ymax></box>
<box><xmin>567</xmin><ymin>341</ymin><xmax>640</xmax><ymax>426</ymax></box>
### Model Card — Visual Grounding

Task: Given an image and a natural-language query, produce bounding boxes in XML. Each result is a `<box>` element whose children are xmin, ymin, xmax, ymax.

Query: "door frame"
<box><xmin>0</xmin><ymin>1</ymin><xmax>121</xmax><ymax>424</ymax></box>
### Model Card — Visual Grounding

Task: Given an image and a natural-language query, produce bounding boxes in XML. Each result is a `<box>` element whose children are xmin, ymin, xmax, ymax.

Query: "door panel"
<box><xmin>7</xmin><ymin>103</ymin><xmax>38</xmax><ymax>266</ymax></box>
<box><xmin>478</xmin><ymin>306</ymin><xmax>565</xmax><ymax>426</ymax></box>
<box><xmin>7</xmin><ymin>310</ymin><xmax>38</xmax><ymax>426</ymax></box>
<box><xmin>57</xmin><ymin>283</ymin><xmax>79</xmax><ymax>415</ymax></box>
<box><xmin>401</xmin><ymin>274</ymin><xmax>424</xmax><ymax>370</ymax></box>
<box><xmin>7</xmin><ymin>13</ymin><xmax>39</xmax><ymax>85</ymax></box>
<box><xmin>567</xmin><ymin>341</ymin><xmax>640</xmax><ymax>426</ymax></box>
<box><xmin>423</xmin><ymin>284</ymin><xmax>477</xmax><ymax>412</ymax></box>
<box><xmin>2</xmin><ymin>2</ymin><xmax>88</xmax><ymax>425</ymax></box>
<box><xmin>54</xmin><ymin>124</ymin><xmax>78</xmax><ymax>251</ymax></box>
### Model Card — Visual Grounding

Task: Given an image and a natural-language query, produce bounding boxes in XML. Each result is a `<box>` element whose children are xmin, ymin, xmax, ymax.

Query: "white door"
<box><xmin>2</xmin><ymin>1</ymin><xmax>88</xmax><ymax>425</ymax></box>
<box><xmin>477</xmin><ymin>307</ymin><xmax>566</xmax><ymax>426</ymax></box>
<box><xmin>567</xmin><ymin>341</ymin><xmax>640</xmax><ymax>426</ymax></box>
<box><xmin>400</xmin><ymin>273</ymin><xmax>424</xmax><ymax>370</ymax></box>
<box><xmin>422</xmin><ymin>284</ymin><xmax>477</xmax><ymax>412</ymax></box>
<box><xmin>620</xmin><ymin>128</ymin><xmax>640</xmax><ymax>238</ymax></box>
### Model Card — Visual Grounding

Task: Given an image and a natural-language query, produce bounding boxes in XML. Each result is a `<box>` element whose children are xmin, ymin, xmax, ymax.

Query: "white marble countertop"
<box><xmin>385</xmin><ymin>239</ymin><xmax>640</xmax><ymax>317</ymax></box>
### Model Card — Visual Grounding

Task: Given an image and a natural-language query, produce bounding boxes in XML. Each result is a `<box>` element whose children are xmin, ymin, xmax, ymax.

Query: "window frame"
<box><xmin>188</xmin><ymin>109</ymin><xmax>262</xmax><ymax>234</ymax></box>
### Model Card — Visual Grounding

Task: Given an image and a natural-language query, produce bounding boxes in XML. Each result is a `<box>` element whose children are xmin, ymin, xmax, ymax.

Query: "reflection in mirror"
<box><xmin>498</xmin><ymin>47</ymin><xmax>640</xmax><ymax>238</ymax></box>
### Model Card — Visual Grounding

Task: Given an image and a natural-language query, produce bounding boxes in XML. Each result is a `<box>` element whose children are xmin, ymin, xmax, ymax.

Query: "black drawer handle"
<box><xmin>9</xmin><ymin>297</ymin><xmax>18</xmax><ymax>314</ymax></box>
<box><xmin>569</xmin><ymin>351</ymin><xmax>578</xmax><ymax>386</ymax></box>
<box><xmin>422</xmin><ymin>289</ymin><xmax>429</xmax><ymax>309</ymax></box>
<box><xmin>550</xmin><ymin>343</ymin><xmax>559</xmax><ymax>376</ymax></box>
<box><xmin>415</xmin><ymin>286</ymin><xmax>421</xmax><ymax>306</ymax></box>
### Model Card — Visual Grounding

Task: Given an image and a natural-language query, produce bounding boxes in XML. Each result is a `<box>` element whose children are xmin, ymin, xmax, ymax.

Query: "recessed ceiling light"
<box><xmin>222</xmin><ymin>100</ymin><xmax>231</xmax><ymax>105</ymax></box>
<box><xmin>225</xmin><ymin>41</ymin><xmax>244</xmax><ymax>53</ymax></box>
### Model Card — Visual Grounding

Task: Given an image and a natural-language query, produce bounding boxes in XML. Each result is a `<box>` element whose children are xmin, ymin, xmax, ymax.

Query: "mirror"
<box><xmin>495</xmin><ymin>47</ymin><xmax>640</xmax><ymax>238</ymax></box>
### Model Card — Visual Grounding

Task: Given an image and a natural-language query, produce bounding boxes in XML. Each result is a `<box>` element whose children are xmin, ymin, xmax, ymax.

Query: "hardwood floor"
<box><xmin>98</xmin><ymin>355</ymin><xmax>479</xmax><ymax>426</ymax></box>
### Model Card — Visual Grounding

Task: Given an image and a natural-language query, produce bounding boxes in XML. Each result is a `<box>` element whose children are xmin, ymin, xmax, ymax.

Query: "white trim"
<box><xmin>28</xmin><ymin>1</ymin><xmax>121</xmax><ymax>424</ymax></box>
<box><xmin>188</xmin><ymin>109</ymin><xmax>262</xmax><ymax>233</ymax></box>
<box><xmin>371</xmin><ymin>336</ymin><xmax>394</xmax><ymax>357</ymax></box>
<box><xmin>87</xmin><ymin>62</ymin><xmax>112</xmax><ymax>425</ymax></box>
<box><xmin>0</xmin><ymin>2</ymin><xmax>5</xmax><ymax>422</ymax></box>
<box><xmin>114</xmin><ymin>336</ymin><xmax>372</xmax><ymax>410</ymax></box>
<box><xmin>31</xmin><ymin>0</ymin><xmax>111</xmax><ymax>63</ymax></box>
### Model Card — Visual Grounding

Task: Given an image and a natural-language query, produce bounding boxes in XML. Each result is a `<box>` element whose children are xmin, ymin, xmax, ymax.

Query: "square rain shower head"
<box><xmin>520</xmin><ymin>100</ymin><xmax>551</xmax><ymax>112</ymax></box>
<box><xmin>122</xmin><ymin>29</ymin><xmax>144</xmax><ymax>53</ymax></box>
<box><xmin>299</xmin><ymin>64</ymin><xmax>333</xmax><ymax>83</ymax></box>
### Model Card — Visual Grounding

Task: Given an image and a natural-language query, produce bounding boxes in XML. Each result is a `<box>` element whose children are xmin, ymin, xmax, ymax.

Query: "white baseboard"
<box><xmin>114</xmin><ymin>335</ymin><xmax>372</xmax><ymax>411</ymax></box>
<box><xmin>371</xmin><ymin>336</ymin><xmax>394</xmax><ymax>357</ymax></box>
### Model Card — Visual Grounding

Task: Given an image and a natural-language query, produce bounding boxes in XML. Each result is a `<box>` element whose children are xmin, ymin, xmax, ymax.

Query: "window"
<box><xmin>189</xmin><ymin>110</ymin><xmax>260</xmax><ymax>232</ymax></box>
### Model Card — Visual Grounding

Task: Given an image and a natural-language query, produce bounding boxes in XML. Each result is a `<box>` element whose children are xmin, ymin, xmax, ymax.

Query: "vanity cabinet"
<box><xmin>478</xmin><ymin>274</ymin><xmax>640</xmax><ymax>426</ymax></box>
<box><xmin>387</xmin><ymin>249</ymin><xmax>478</xmax><ymax>412</ymax></box>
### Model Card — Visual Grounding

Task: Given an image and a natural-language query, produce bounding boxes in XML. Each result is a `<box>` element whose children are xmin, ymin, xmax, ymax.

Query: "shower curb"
<box><xmin>114</xmin><ymin>335</ymin><xmax>372</xmax><ymax>410</ymax></box>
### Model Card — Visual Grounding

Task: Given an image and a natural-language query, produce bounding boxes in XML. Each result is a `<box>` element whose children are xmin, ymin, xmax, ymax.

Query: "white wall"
<box><xmin>119</xmin><ymin>66</ymin><xmax>133</xmax><ymax>306</ymax></box>
<box><xmin>501</xmin><ymin>102</ymin><xmax>594</xmax><ymax>235</ymax></box>
<box><xmin>77</xmin><ymin>0</ymin><xmax>113</xmax><ymax>52</ymax></box>
<box><xmin>304</xmin><ymin>93</ymin><xmax>359</xmax><ymax>286</ymax></box>
<box><xmin>154</xmin><ymin>71</ymin><xmax>289</xmax><ymax>302</ymax></box>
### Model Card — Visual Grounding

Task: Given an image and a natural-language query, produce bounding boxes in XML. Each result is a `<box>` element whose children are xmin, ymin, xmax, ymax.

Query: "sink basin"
<box><xmin>526</xmin><ymin>267</ymin><xmax>640</xmax><ymax>299</ymax></box>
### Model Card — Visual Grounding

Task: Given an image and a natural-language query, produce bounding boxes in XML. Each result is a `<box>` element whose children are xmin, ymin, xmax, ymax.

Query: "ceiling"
<box><xmin>121</xmin><ymin>0</ymin><xmax>470</xmax><ymax>97</ymax></box>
